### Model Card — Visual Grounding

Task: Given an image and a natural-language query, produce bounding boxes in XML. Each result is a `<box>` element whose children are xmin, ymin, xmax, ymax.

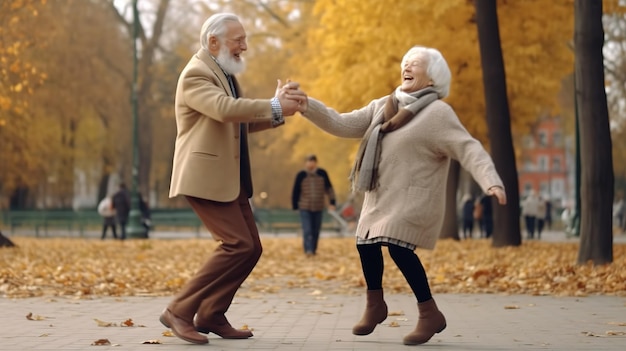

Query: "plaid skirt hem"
<box><xmin>356</xmin><ymin>236</ymin><xmax>416</xmax><ymax>250</ymax></box>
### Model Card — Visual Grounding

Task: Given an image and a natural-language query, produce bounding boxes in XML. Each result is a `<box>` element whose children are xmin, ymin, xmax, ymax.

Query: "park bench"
<box><xmin>148</xmin><ymin>209</ymin><xmax>203</xmax><ymax>236</ymax></box>
<box><xmin>2</xmin><ymin>210</ymin><xmax>102</xmax><ymax>237</ymax></box>
<box><xmin>1</xmin><ymin>208</ymin><xmax>348</xmax><ymax>238</ymax></box>
<box><xmin>1</xmin><ymin>209</ymin><xmax>203</xmax><ymax>237</ymax></box>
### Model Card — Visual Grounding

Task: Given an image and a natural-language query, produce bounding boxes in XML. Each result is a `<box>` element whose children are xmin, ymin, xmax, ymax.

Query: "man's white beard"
<box><xmin>216</xmin><ymin>45</ymin><xmax>245</xmax><ymax>75</ymax></box>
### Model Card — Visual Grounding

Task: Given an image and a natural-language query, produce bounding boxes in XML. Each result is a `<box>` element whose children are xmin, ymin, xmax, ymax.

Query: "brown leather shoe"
<box><xmin>159</xmin><ymin>309</ymin><xmax>208</xmax><ymax>344</ymax></box>
<box><xmin>195</xmin><ymin>320</ymin><xmax>253</xmax><ymax>339</ymax></box>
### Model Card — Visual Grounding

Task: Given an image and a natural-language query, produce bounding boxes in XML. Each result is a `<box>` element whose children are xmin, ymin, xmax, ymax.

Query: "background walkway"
<box><xmin>1</xmin><ymin>290</ymin><xmax>625</xmax><ymax>350</ymax></box>
<box><xmin>2</xmin><ymin>228</ymin><xmax>625</xmax><ymax>350</ymax></box>
<box><xmin>5</xmin><ymin>226</ymin><xmax>626</xmax><ymax>244</ymax></box>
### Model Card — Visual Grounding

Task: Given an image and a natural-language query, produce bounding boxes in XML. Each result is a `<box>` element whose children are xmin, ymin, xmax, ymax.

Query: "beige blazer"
<box><xmin>169</xmin><ymin>49</ymin><xmax>275</xmax><ymax>202</ymax></box>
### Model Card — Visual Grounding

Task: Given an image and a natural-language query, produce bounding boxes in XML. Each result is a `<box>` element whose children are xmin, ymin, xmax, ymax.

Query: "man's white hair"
<box><xmin>401</xmin><ymin>46</ymin><xmax>452</xmax><ymax>99</ymax></box>
<box><xmin>200</xmin><ymin>13</ymin><xmax>240</xmax><ymax>50</ymax></box>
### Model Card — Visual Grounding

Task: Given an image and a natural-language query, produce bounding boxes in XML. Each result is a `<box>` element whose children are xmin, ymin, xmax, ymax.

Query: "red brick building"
<box><xmin>517</xmin><ymin>115</ymin><xmax>571</xmax><ymax>207</ymax></box>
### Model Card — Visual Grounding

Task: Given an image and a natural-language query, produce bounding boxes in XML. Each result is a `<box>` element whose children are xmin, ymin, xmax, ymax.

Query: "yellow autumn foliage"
<box><xmin>0</xmin><ymin>237</ymin><xmax>624</xmax><ymax>298</ymax></box>
<box><xmin>280</xmin><ymin>0</ymin><xmax>576</xmax><ymax>198</ymax></box>
<box><xmin>0</xmin><ymin>0</ymin><xmax>49</xmax><ymax>192</ymax></box>
<box><xmin>0</xmin><ymin>0</ymin><xmax>132</xmax><ymax>203</ymax></box>
<box><xmin>2</xmin><ymin>0</ymin><xmax>625</xmax><ymax>210</ymax></box>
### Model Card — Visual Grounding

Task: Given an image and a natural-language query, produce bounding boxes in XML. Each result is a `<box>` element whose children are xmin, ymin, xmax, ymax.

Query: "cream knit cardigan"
<box><xmin>303</xmin><ymin>96</ymin><xmax>504</xmax><ymax>250</ymax></box>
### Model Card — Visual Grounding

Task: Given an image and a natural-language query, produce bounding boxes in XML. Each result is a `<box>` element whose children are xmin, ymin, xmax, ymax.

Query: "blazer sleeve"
<box><xmin>182</xmin><ymin>66</ymin><xmax>274</xmax><ymax>123</ymax></box>
<box><xmin>248</xmin><ymin>121</ymin><xmax>275</xmax><ymax>133</ymax></box>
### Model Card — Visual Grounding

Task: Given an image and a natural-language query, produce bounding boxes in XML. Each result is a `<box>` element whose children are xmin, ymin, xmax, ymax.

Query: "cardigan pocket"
<box><xmin>402</xmin><ymin>186</ymin><xmax>436</xmax><ymax>227</ymax></box>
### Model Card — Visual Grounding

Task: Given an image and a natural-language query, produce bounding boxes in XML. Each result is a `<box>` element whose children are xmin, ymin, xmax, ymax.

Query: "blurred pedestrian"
<box><xmin>473</xmin><ymin>196</ymin><xmax>484</xmax><ymax>237</ymax></box>
<box><xmin>97</xmin><ymin>196</ymin><xmax>117</xmax><ymax>240</ymax></box>
<box><xmin>521</xmin><ymin>190</ymin><xmax>540</xmax><ymax>239</ymax></box>
<box><xmin>479</xmin><ymin>194</ymin><xmax>494</xmax><ymax>238</ymax></box>
<box><xmin>138</xmin><ymin>193</ymin><xmax>151</xmax><ymax>238</ymax></box>
<box><xmin>112</xmin><ymin>183</ymin><xmax>130</xmax><ymax>240</ymax></box>
<box><xmin>544</xmin><ymin>199</ymin><xmax>552</xmax><ymax>230</ymax></box>
<box><xmin>461</xmin><ymin>194</ymin><xmax>474</xmax><ymax>239</ymax></box>
<box><xmin>291</xmin><ymin>154</ymin><xmax>337</xmax><ymax>256</ymax></box>
<box><xmin>536</xmin><ymin>196</ymin><xmax>546</xmax><ymax>239</ymax></box>
<box><xmin>613</xmin><ymin>194</ymin><xmax>624</xmax><ymax>232</ymax></box>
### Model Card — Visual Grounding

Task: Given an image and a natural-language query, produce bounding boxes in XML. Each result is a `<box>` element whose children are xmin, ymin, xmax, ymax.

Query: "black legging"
<box><xmin>357</xmin><ymin>242</ymin><xmax>432</xmax><ymax>302</ymax></box>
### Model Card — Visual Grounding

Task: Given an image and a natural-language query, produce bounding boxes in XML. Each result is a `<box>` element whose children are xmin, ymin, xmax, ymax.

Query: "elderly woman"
<box><xmin>291</xmin><ymin>46</ymin><xmax>507</xmax><ymax>345</ymax></box>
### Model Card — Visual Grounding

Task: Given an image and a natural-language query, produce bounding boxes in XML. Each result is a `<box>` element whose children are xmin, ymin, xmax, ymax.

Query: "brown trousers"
<box><xmin>168</xmin><ymin>191</ymin><xmax>262</xmax><ymax>324</ymax></box>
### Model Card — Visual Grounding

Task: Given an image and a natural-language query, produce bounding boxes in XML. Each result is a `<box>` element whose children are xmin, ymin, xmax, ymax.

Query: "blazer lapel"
<box><xmin>195</xmin><ymin>49</ymin><xmax>233</xmax><ymax>97</ymax></box>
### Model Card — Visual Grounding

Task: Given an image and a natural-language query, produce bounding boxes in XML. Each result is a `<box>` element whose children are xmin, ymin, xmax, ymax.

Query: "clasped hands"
<box><xmin>275</xmin><ymin>79</ymin><xmax>308</xmax><ymax>116</ymax></box>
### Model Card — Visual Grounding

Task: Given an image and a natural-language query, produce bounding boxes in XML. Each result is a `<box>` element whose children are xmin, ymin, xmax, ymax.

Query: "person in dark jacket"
<box><xmin>97</xmin><ymin>196</ymin><xmax>117</xmax><ymax>240</ymax></box>
<box><xmin>461</xmin><ymin>194</ymin><xmax>474</xmax><ymax>239</ymax></box>
<box><xmin>112</xmin><ymin>183</ymin><xmax>131</xmax><ymax>240</ymax></box>
<box><xmin>479</xmin><ymin>194</ymin><xmax>494</xmax><ymax>238</ymax></box>
<box><xmin>291</xmin><ymin>154</ymin><xmax>336</xmax><ymax>256</ymax></box>
<box><xmin>138</xmin><ymin>192</ymin><xmax>151</xmax><ymax>238</ymax></box>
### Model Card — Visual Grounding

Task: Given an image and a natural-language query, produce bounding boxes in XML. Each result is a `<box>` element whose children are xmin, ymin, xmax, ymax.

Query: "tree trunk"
<box><xmin>108</xmin><ymin>0</ymin><xmax>171</xmax><ymax>199</ymax></box>
<box><xmin>440</xmin><ymin>160</ymin><xmax>461</xmax><ymax>240</ymax></box>
<box><xmin>575</xmin><ymin>0</ymin><xmax>614</xmax><ymax>264</ymax></box>
<box><xmin>97</xmin><ymin>171</ymin><xmax>111</xmax><ymax>202</ymax></box>
<box><xmin>474</xmin><ymin>0</ymin><xmax>521</xmax><ymax>247</ymax></box>
<box><xmin>136</xmin><ymin>0</ymin><xmax>170</xmax><ymax>198</ymax></box>
<box><xmin>137</xmin><ymin>101</ymin><xmax>153</xmax><ymax>197</ymax></box>
<box><xmin>9</xmin><ymin>186</ymin><xmax>30</xmax><ymax>210</ymax></box>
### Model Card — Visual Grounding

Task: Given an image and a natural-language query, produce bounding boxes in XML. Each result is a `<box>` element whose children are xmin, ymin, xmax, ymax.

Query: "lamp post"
<box><xmin>572</xmin><ymin>91</ymin><xmax>581</xmax><ymax>237</ymax></box>
<box><xmin>126</xmin><ymin>0</ymin><xmax>145</xmax><ymax>238</ymax></box>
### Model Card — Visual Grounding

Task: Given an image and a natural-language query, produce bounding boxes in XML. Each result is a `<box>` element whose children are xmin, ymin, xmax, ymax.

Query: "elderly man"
<box><xmin>159</xmin><ymin>13</ymin><xmax>305</xmax><ymax>344</ymax></box>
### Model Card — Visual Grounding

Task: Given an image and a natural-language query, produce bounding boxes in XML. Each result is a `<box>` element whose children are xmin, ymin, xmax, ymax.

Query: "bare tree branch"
<box><xmin>106</xmin><ymin>0</ymin><xmax>147</xmax><ymax>44</ymax></box>
<box><xmin>258</xmin><ymin>0</ymin><xmax>290</xmax><ymax>28</ymax></box>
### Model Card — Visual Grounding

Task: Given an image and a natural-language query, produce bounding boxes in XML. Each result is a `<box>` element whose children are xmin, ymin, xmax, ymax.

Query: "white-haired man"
<box><xmin>160</xmin><ymin>13</ymin><xmax>305</xmax><ymax>344</ymax></box>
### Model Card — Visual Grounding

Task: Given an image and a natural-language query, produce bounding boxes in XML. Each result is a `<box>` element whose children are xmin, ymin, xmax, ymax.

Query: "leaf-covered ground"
<box><xmin>1</xmin><ymin>237</ymin><xmax>625</xmax><ymax>299</ymax></box>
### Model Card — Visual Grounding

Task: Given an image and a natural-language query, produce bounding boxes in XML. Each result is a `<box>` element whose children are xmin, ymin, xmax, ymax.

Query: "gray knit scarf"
<box><xmin>349</xmin><ymin>87</ymin><xmax>438</xmax><ymax>192</ymax></box>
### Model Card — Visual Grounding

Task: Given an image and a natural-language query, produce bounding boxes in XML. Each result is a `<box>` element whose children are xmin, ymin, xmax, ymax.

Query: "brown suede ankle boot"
<box><xmin>403</xmin><ymin>298</ymin><xmax>446</xmax><ymax>345</ymax></box>
<box><xmin>352</xmin><ymin>289</ymin><xmax>388</xmax><ymax>335</ymax></box>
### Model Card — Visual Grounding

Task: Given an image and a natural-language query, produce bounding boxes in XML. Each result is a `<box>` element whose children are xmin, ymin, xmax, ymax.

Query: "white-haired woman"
<box><xmin>291</xmin><ymin>46</ymin><xmax>507</xmax><ymax>345</ymax></box>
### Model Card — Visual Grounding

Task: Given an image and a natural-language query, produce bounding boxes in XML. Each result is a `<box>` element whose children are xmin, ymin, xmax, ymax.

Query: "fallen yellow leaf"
<box><xmin>94</xmin><ymin>318</ymin><xmax>116</xmax><ymax>327</ymax></box>
<box><xmin>1</xmin><ymin>238</ymin><xmax>624</xmax><ymax>298</ymax></box>
<box><xmin>90</xmin><ymin>338</ymin><xmax>111</xmax><ymax>346</ymax></box>
<box><xmin>26</xmin><ymin>312</ymin><xmax>46</xmax><ymax>321</ymax></box>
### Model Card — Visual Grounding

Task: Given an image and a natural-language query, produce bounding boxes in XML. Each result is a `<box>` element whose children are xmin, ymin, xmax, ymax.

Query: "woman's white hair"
<box><xmin>200</xmin><ymin>13</ymin><xmax>240</xmax><ymax>50</ymax></box>
<box><xmin>401</xmin><ymin>46</ymin><xmax>451</xmax><ymax>98</ymax></box>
